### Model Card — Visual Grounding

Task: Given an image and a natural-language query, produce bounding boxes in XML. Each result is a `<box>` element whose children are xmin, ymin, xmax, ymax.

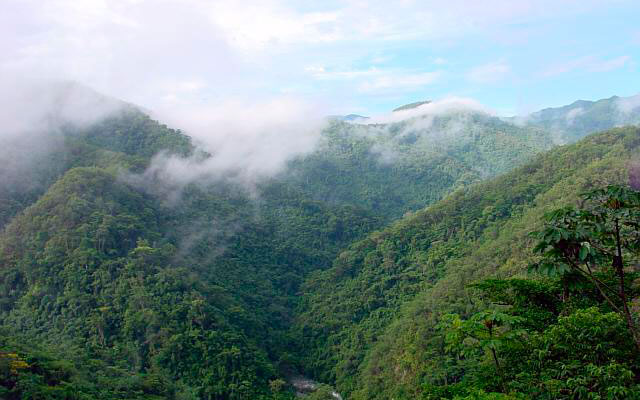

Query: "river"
<box><xmin>287</xmin><ymin>374</ymin><xmax>343</xmax><ymax>399</ymax></box>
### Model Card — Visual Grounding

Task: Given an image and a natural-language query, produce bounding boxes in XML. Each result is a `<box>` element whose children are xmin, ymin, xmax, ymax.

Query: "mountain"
<box><xmin>330</xmin><ymin>114</ymin><xmax>370</xmax><ymax>122</ymax></box>
<box><xmin>1</xmin><ymin>86</ymin><xmax>639</xmax><ymax>399</ymax></box>
<box><xmin>0</xmin><ymin>91</ymin><xmax>380</xmax><ymax>398</ymax></box>
<box><xmin>285</xmin><ymin>109</ymin><xmax>554</xmax><ymax>220</ymax></box>
<box><xmin>392</xmin><ymin>100</ymin><xmax>431</xmax><ymax>112</ymax></box>
<box><xmin>293</xmin><ymin>125</ymin><xmax>640</xmax><ymax>398</ymax></box>
<box><xmin>0</xmin><ymin>81</ymin><xmax>192</xmax><ymax>229</ymax></box>
<box><xmin>512</xmin><ymin>93</ymin><xmax>640</xmax><ymax>143</ymax></box>
<box><xmin>294</xmin><ymin>94</ymin><xmax>639</xmax><ymax>222</ymax></box>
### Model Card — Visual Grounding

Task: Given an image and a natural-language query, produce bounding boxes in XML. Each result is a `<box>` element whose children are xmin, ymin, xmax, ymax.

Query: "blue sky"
<box><xmin>2</xmin><ymin>0</ymin><xmax>639</xmax><ymax>116</ymax></box>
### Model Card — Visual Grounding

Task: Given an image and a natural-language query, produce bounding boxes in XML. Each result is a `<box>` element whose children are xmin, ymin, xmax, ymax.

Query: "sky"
<box><xmin>1</xmin><ymin>0</ymin><xmax>639</xmax><ymax>117</ymax></box>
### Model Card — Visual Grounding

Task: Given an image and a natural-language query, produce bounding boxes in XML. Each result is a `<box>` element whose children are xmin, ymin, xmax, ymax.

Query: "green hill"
<box><xmin>0</xmin><ymin>106</ymin><xmax>193</xmax><ymax>229</ymax></box>
<box><xmin>289</xmin><ymin>94</ymin><xmax>639</xmax><ymax>222</ymax></box>
<box><xmin>0</xmin><ymin>95</ymin><xmax>381</xmax><ymax>398</ymax></box>
<box><xmin>393</xmin><ymin>101</ymin><xmax>431</xmax><ymax>112</ymax></box>
<box><xmin>2</xmin><ymin>85</ymin><xmax>639</xmax><ymax>399</ymax></box>
<box><xmin>285</xmin><ymin>111</ymin><xmax>554</xmax><ymax>220</ymax></box>
<box><xmin>514</xmin><ymin>94</ymin><xmax>640</xmax><ymax>143</ymax></box>
<box><xmin>294</xmin><ymin>126</ymin><xmax>640</xmax><ymax>398</ymax></box>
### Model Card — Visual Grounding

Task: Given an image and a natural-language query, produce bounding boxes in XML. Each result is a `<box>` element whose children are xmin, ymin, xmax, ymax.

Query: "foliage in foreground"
<box><xmin>295</xmin><ymin>126</ymin><xmax>640</xmax><ymax>398</ymax></box>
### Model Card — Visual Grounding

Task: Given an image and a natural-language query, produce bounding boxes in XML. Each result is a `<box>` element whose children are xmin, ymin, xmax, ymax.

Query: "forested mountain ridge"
<box><xmin>0</xmin><ymin>92</ymin><xmax>380</xmax><ymax>398</ymax></box>
<box><xmin>285</xmin><ymin>109</ymin><xmax>554</xmax><ymax>220</ymax></box>
<box><xmin>512</xmin><ymin>93</ymin><xmax>640</xmax><ymax>143</ymax></box>
<box><xmin>0</xmin><ymin>104</ymin><xmax>193</xmax><ymax>229</ymax></box>
<box><xmin>286</xmin><ymin>93</ymin><xmax>640</xmax><ymax>221</ymax></box>
<box><xmin>0</xmin><ymin>166</ymin><xmax>287</xmax><ymax>399</ymax></box>
<box><xmin>294</xmin><ymin>126</ymin><xmax>640</xmax><ymax>399</ymax></box>
<box><xmin>1</xmin><ymin>86</ymin><xmax>639</xmax><ymax>399</ymax></box>
<box><xmin>0</xmin><ymin>164</ymin><xmax>380</xmax><ymax>399</ymax></box>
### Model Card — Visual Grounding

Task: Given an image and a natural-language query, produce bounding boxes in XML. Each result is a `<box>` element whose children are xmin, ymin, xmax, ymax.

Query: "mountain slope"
<box><xmin>0</xmin><ymin>167</ymin><xmax>285</xmax><ymax>399</ymax></box>
<box><xmin>2</xmin><ymin>86</ymin><xmax>638</xmax><ymax>398</ymax></box>
<box><xmin>0</xmin><ymin>166</ymin><xmax>380</xmax><ymax>399</ymax></box>
<box><xmin>392</xmin><ymin>100</ymin><xmax>431</xmax><ymax>112</ymax></box>
<box><xmin>289</xmin><ymin>94</ymin><xmax>640</xmax><ymax>221</ymax></box>
<box><xmin>0</xmin><ymin>106</ymin><xmax>193</xmax><ymax>230</ymax></box>
<box><xmin>294</xmin><ymin>126</ymin><xmax>640</xmax><ymax>398</ymax></box>
<box><xmin>285</xmin><ymin>110</ymin><xmax>554</xmax><ymax>220</ymax></box>
<box><xmin>0</xmin><ymin>88</ymin><xmax>381</xmax><ymax>399</ymax></box>
<box><xmin>515</xmin><ymin>93</ymin><xmax>640</xmax><ymax>143</ymax></box>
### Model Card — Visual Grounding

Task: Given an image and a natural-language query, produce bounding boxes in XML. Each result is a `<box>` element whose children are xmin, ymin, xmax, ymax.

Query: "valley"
<box><xmin>1</xmin><ymin>84</ymin><xmax>639</xmax><ymax>399</ymax></box>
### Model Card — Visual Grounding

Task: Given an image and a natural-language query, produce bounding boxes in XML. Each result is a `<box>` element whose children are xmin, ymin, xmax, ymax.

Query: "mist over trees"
<box><xmin>1</xmin><ymin>75</ymin><xmax>640</xmax><ymax>400</ymax></box>
<box><xmin>2</xmin><ymin>0</ymin><xmax>640</xmax><ymax>398</ymax></box>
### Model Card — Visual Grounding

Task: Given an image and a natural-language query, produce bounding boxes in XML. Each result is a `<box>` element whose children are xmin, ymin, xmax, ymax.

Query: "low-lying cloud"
<box><xmin>133</xmin><ymin>97</ymin><xmax>328</xmax><ymax>196</ymax></box>
<box><xmin>565</xmin><ymin>107</ymin><xmax>584</xmax><ymax>125</ymax></box>
<box><xmin>617</xmin><ymin>94</ymin><xmax>640</xmax><ymax>115</ymax></box>
<box><xmin>0</xmin><ymin>78</ymin><xmax>330</xmax><ymax>205</ymax></box>
<box><xmin>0</xmin><ymin>78</ymin><xmax>124</xmax><ymax>139</ymax></box>
<box><xmin>363</xmin><ymin>97</ymin><xmax>492</xmax><ymax>125</ymax></box>
<box><xmin>335</xmin><ymin>97</ymin><xmax>495</xmax><ymax>166</ymax></box>
<box><xmin>0</xmin><ymin>78</ymin><xmax>125</xmax><ymax>195</ymax></box>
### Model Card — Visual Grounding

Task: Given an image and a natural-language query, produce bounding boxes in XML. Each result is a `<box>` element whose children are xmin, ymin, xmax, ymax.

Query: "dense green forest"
<box><xmin>511</xmin><ymin>94</ymin><xmax>640</xmax><ymax>143</ymax></box>
<box><xmin>294</xmin><ymin>126</ymin><xmax>640</xmax><ymax>398</ymax></box>
<box><xmin>1</xmin><ymin>87</ymin><xmax>639</xmax><ymax>399</ymax></box>
<box><xmin>0</xmin><ymin>107</ymin><xmax>193</xmax><ymax>229</ymax></box>
<box><xmin>285</xmin><ymin>111</ymin><xmax>554</xmax><ymax>220</ymax></box>
<box><xmin>0</xmin><ymin>106</ymin><xmax>383</xmax><ymax>399</ymax></box>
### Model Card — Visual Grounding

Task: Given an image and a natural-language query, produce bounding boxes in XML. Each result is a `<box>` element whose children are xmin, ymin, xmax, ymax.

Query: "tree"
<box><xmin>531</xmin><ymin>185</ymin><xmax>640</xmax><ymax>350</ymax></box>
<box><xmin>629</xmin><ymin>161</ymin><xmax>640</xmax><ymax>191</ymax></box>
<box><xmin>302</xmin><ymin>384</ymin><xmax>337</xmax><ymax>400</ymax></box>
<box><xmin>440</xmin><ymin>310</ymin><xmax>524</xmax><ymax>390</ymax></box>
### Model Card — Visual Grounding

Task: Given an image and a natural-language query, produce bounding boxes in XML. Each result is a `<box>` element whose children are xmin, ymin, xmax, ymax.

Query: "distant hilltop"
<box><xmin>392</xmin><ymin>100</ymin><xmax>431</xmax><ymax>112</ymax></box>
<box><xmin>331</xmin><ymin>101</ymin><xmax>434</xmax><ymax>122</ymax></box>
<box><xmin>329</xmin><ymin>114</ymin><xmax>370</xmax><ymax>122</ymax></box>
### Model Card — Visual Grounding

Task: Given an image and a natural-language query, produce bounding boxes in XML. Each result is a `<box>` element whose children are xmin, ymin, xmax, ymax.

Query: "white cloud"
<box><xmin>305</xmin><ymin>65</ymin><xmax>327</xmax><ymax>75</ymax></box>
<box><xmin>140</xmin><ymin>96</ymin><xmax>329</xmax><ymax>192</ymax></box>
<box><xmin>366</xmin><ymin>97</ymin><xmax>493</xmax><ymax>124</ymax></box>
<box><xmin>433</xmin><ymin>57</ymin><xmax>447</xmax><ymax>65</ymax></box>
<box><xmin>616</xmin><ymin>94</ymin><xmax>640</xmax><ymax>114</ymax></box>
<box><xmin>466</xmin><ymin>60</ymin><xmax>511</xmax><ymax>84</ymax></box>
<box><xmin>588</xmin><ymin>55</ymin><xmax>631</xmax><ymax>72</ymax></box>
<box><xmin>542</xmin><ymin>55</ymin><xmax>632</xmax><ymax>77</ymax></box>
<box><xmin>0</xmin><ymin>77</ymin><xmax>124</xmax><ymax>137</ymax></box>
<box><xmin>371</xmin><ymin>55</ymin><xmax>392</xmax><ymax>64</ymax></box>
<box><xmin>0</xmin><ymin>0</ymin><xmax>635</xmax><ymax>128</ymax></box>
<box><xmin>358</xmin><ymin>71</ymin><xmax>442</xmax><ymax>93</ymax></box>
<box><xmin>565</xmin><ymin>107</ymin><xmax>584</xmax><ymax>125</ymax></box>
<box><xmin>307</xmin><ymin>67</ymin><xmax>382</xmax><ymax>80</ymax></box>
<box><xmin>208</xmin><ymin>2</ymin><xmax>343</xmax><ymax>51</ymax></box>
<box><xmin>201</xmin><ymin>0</ymin><xmax>612</xmax><ymax>51</ymax></box>
<box><xmin>0</xmin><ymin>0</ymin><xmax>241</xmax><ymax>109</ymax></box>
<box><xmin>306</xmin><ymin>66</ymin><xmax>442</xmax><ymax>93</ymax></box>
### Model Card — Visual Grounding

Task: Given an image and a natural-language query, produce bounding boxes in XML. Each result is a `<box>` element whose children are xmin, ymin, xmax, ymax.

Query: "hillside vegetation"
<box><xmin>295</xmin><ymin>126</ymin><xmax>640</xmax><ymax>398</ymax></box>
<box><xmin>286</xmin><ymin>111</ymin><xmax>554</xmax><ymax>220</ymax></box>
<box><xmin>0</xmin><ymin>107</ymin><xmax>382</xmax><ymax>399</ymax></box>
<box><xmin>1</xmin><ymin>87</ymin><xmax>639</xmax><ymax>399</ymax></box>
<box><xmin>0</xmin><ymin>107</ymin><xmax>193</xmax><ymax>229</ymax></box>
<box><xmin>515</xmin><ymin>94</ymin><xmax>640</xmax><ymax>143</ymax></box>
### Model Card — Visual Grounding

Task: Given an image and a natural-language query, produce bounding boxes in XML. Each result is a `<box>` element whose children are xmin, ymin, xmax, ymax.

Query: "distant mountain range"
<box><xmin>392</xmin><ymin>100</ymin><xmax>431</xmax><ymax>112</ymax></box>
<box><xmin>329</xmin><ymin>114</ymin><xmax>370</xmax><ymax>122</ymax></box>
<box><xmin>295</xmin><ymin>124</ymin><xmax>640</xmax><ymax>399</ymax></box>
<box><xmin>509</xmin><ymin>93</ymin><xmax>640</xmax><ymax>142</ymax></box>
